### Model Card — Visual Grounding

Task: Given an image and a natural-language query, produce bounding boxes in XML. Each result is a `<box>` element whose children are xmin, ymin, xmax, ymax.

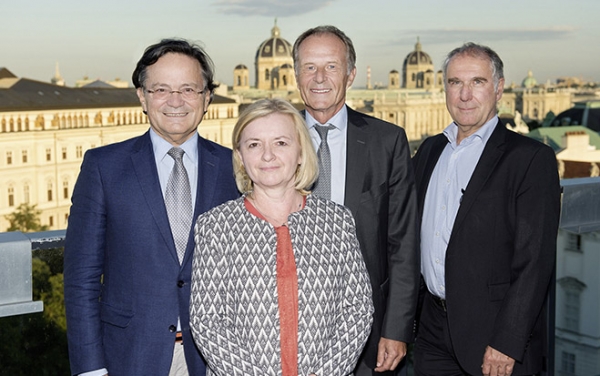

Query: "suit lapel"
<box><xmin>344</xmin><ymin>108</ymin><xmax>369</xmax><ymax>211</ymax></box>
<box><xmin>450</xmin><ymin>121</ymin><xmax>507</xmax><ymax>237</ymax></box>
<box><xmin>194</xmin><ymin>137</ymin><xmax>220</xmax><ymax>218</ymax></box>
<box><xmin>130</xmin><ymin>132</ymin><xmax>179</xmax><ymax>264</ymax></box>
<box><xmin>417</xmin><ymin>135</ymin><xmax>448</xmax><ymax>213</ymax></box>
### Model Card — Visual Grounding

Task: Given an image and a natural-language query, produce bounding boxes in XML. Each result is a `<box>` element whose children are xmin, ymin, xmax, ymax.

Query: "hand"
<box><xmin>374</xmin><ymin>338</ymin><xmax>407</xmax><ymax>372</ymax></box>
<box><xmin>481</xmin><ymin>346</ymin><xmax>515</xmax><ymax>376</ymax></box>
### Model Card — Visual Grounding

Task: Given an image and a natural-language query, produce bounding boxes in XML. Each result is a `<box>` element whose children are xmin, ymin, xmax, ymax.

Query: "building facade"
<box><xmin>0</xmin><ymin>71</ymin><xmax>238</xmax><ymax>232</ymax></box>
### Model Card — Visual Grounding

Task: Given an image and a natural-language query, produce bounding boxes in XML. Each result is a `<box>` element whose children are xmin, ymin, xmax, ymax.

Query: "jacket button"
<box><xmin>177</xmin><ymin>280</ymin><xmax>185</xmax><ymax>288</ymax></box>
<box><xmin>169</xmin><ymin>325</ymin><xmax>176</xmax><ymax>332</ymax></box>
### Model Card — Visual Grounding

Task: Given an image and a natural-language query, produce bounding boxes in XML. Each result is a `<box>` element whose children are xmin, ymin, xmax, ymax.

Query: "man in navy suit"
<box><xmin>64</xmin><ymin>39</ymin><xmax>238</xmax><ymax>376</ymax></box>
<box><xmin>412</xmin><ymin>43</ymin><xmax>561</xmax><ymax>376</ymax></box>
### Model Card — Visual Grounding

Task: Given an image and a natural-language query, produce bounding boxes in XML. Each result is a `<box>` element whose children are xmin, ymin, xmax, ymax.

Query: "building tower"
<box><xmin>51</xmin><ymin>62</ymin><xmax>65</xmax><ymax>86</ymax></box>
<box><xmin>254</xmin><ymin>19</ymin><xmax>295</xmax><ymax>90</ymax></box>
<box><xmin>402</xmin><ymin>37</ymin><xmax>434</xmax><ymax>89</ymax></box>
<box><xmin>233</xmin><ymin>64</ymin><xmax>250</xmax><ymax>90</ymax></box>
<box><xmin>389</xmin><ymin>69</ymin><xmax>400</xmax><ymax>89</ymax></box>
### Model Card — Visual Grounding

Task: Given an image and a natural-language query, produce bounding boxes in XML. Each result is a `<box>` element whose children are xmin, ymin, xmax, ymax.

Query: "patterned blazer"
<box><xmin>190</xmin><ymin>195</ymin><xmax>374</xmax><ymax>376</ymax></box>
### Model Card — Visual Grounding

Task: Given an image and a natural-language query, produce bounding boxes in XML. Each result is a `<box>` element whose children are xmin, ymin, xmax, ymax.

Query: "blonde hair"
<box><xmin>232</xmin><ymin>98</ymin><xmax>318</xmax><ymax>195</ymax></box>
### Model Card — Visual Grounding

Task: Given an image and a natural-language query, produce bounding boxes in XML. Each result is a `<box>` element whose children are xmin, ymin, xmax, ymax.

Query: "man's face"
<box><xmin>295</xmin><ymin>33</ymin><xmax>356</xmax><ymax>124</ymax></box>
<box><xmin>445</xmin><ymin>54</ymin><xmax>504</xmax><ymax>139</ymax></box>
<box><xmin>136</xmin><ymin>53</ymin><xmax>211</xmax><ymax>146</ymax></box>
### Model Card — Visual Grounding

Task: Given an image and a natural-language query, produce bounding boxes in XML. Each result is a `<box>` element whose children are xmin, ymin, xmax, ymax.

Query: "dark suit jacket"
<box><xmin>63</xmin><ymin>131</ymin><xmax>239</xmax><ymax>376</ymax></box>
<box><xmin>412</xmin><ymin>120</ymin><xmax>561</xmax><ymax>375</ymax></box>
<box><xmin>342</xmin><ymin>107</ymin><xmax>420</xmax><ymax>368</ymax></box>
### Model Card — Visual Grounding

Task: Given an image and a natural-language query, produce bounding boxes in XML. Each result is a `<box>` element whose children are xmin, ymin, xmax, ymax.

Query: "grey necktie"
<box><xmin>313</xmin><ymin>124</ymin><xmax>336</xmax><ymax>199</ymax></box>
<box><xmin>165</xmin><ymin>147</ymin><xmax>192</xmax><ymax>264</ymax></box>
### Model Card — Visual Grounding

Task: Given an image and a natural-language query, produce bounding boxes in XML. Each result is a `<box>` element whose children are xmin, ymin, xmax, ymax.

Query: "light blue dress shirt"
<box><xmin>305</xmin><ymin>107</ymin><xmax>348</xmax><ymax>205</ymax></box>
<box><xmin>420</xmin><ymin>117</ymin><xmax>498</xmax><ymax>299</ymax></box>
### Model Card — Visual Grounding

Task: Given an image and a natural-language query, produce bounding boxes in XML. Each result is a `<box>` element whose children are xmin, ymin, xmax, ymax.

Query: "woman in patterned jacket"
<box><xmin>190</xmin><ymin>98</ymin><xmax>374</xmax><ymax>376</ymax></box>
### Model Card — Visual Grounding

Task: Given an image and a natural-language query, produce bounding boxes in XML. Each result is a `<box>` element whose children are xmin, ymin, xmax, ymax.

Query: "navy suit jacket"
<box><xmin>64</xmin><ymin>131</ymin><xmax>239</xmax><ymax>376</ymax></box>
<box><xmin>412</xmin><ymin>121</ymin><xmax>561</xmax><ymax>375</ymax></box>
<box><xmin>342</xmin><ymin>107</ymin><xmax>420</xmax><ymax>368</ymax></box>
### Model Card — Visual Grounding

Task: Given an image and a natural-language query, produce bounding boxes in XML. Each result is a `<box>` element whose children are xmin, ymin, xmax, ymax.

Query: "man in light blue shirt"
<box><xmin>412</xmin><ymin>43</ymin><xmax>560</xmax><ymax>376</ymax></box>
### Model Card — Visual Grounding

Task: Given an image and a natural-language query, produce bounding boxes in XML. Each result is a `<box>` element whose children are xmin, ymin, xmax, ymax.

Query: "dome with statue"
<box><xmin>403</xmin><ymin>38</ymin><xmax>433</xmax><ymax>68</ymax></box>
<box><xmin>522</xmin><ymin>70</ymin><xmax>538</xmax><ymax>88</ymax></box>
<box><xmin>402</xmin><ymin>38</ymin><xmax>435</xmax><ymax>89</ymax></box>
<box><xmin>254</xmin><ymin>20</ymin><xmax>295</xmax><ymax>91</ymax></box>
<box><xmin>255</xmin><ymin>21</ymin><xmax>293</xmax><ymax>60</ymax></box>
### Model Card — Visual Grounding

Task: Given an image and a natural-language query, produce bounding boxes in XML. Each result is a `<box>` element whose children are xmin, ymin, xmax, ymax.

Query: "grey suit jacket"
<box><xmin>341</xmin><ymin>107</ymin><xmax>420</xmax><ymax>367</ymax></box>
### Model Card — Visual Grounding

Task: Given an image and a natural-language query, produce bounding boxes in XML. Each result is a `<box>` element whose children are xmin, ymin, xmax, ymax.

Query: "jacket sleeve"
<box><xmin>63</xmin><ymin>151</ymin><xmax>107</xmax><ymax>375</ymax></box>
<box><xmin>489</xmin><ymin>145</ymin><xmax>561</xmax><ymax>361</ymax></box>
<box><xmin>382</xmin><ymin>128</ymin><xmax>420</xmax><ymax>342</ymax></box>
<box><xmin>311</xmin><ymin>210</ymin><xmax>374</xmax><ymax>376</ymax></box>
<box><xmin>189</xmin><ymin>214</ymin><xmax>266</xmax><ymax>376</ymax></box>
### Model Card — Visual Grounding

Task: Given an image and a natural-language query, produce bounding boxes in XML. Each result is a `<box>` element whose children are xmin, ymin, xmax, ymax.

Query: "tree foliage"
<box><xmin>0</xmin><ymin>256</ymin><xmax>69</xmax><ymax>374</ymax></box>
<box><xmin>4</xmin><ymin>203</ymin><xmax>49</xmax><ymax>232</ymax></box>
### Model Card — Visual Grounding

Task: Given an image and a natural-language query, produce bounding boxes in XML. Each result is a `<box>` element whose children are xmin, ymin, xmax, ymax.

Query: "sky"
<box><xmin>2</xmin><ymin>0</ymin><xmax>599</xmax><ymax>89</ymax></box>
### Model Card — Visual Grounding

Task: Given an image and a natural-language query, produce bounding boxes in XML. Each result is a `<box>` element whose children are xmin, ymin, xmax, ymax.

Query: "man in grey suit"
<box><xmin>293</xmin><ymin>25</ymin><xmax>420</xmax><ymax>375</ymax></box>
<box><xmin>64</xmin><ymin>39</ymin><xmax>239</xmax><ymax>376</ymax></box>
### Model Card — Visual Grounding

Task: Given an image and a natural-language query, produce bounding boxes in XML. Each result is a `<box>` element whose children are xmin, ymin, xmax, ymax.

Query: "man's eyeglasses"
<box><xmin>144</xmin><ymin>87</ymin><xmax>206</xmax><ymax>101</ymax></box>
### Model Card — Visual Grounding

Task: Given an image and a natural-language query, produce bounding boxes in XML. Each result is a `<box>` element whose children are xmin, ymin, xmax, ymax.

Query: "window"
<box><xmin>559</xmin><ymin>276</ymin><xmax>585</xmax><ymax>333</ymax></box>
<box><xmin>6</xmin><ymin>151</ymin><xmax>12</xmax><ymax>165</ymax></box>
<box><xmin>8</xmin><ymin>186</ymin><xmax>14</xmax><ymax>207</ymax></box>
<box><xmin>22</xmin><ymin>150</ymin><xmax>28</xmax><ymax>163</ymax></box>
<box><xmin>63</xmin><ymin>180</ymin><xmax>69</xmax><ymax>199</ymax></box>
<box><xmin>62</xmin><ymin>147</ymin><xmax>67</xmax><ymax>160</ymax></box>
<box><xmin>48</xmin><ymin>216</ymin><xmax>54</xmax><ymax>227</ymax></box>
<box><xmin>560</xmin><ymin>351</ymin><xmax>575</xmax><ymax>375</ymax></box>
<box><xmin>76</xmin><ymin>145</ymin><xmax>83</xmax><ymax>158</ymax></box>
<box><xmin>24</xmin><ymin>185</ymin><xmax>30</xmax><ymax>204</ymax></box>
<box><xmin>565</xmin><ymin>233</ymin><xmax>582</xmax><ymax>252</ymax></box>
<box><xmin>265</xmin><ymin>69</ymin><xmax>270</xmax><ymax>81</ymax></box>
<box><xmin>564</xmin><ymin>290</ymin><xmax>580</xmax><ymax>332</ymax></box>
<box><xmin>46</xmin><ymin>148</ymin><xmax>52</xmax><ymax>162</ymax></box>
<box><xmin>47</xmin><ymin>182</ymin><xmax>53</xmax><ymax>201</ymax></box>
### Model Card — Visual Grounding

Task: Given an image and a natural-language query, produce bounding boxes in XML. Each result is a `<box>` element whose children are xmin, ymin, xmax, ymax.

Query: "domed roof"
<box><xmin>403</xmin><ymin>37</ymin><xmax>433</xmax><ymax>68</ymax></box>
<box><xmin>390</xmin><ymin>69</ymin><xmax>399</xmax><ymax>74</ymax></box>
<box><xmin>256</xmin><ymin>20</ymin><xmax>293</xmax><ymax>60</ymax></box>
<box><xmin>522</xmin><ymin>70</ymin><xmax>538</xmax><ymax>88</ymax></box>
<box><xmin>235</xmin><ymin>64</ymin><xmax>248</xmax><ymax>70</ymax></box>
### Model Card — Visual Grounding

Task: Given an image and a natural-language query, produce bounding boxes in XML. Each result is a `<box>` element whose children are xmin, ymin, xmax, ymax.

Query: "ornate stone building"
<box><xmin>254</xmin><ymin>21</ymin><xmax>296</xmax><ymax>91</ymax></box>
<box><xmin>402</xmin><ymin>38</ymin><xmax>439</xmax><ymax>90</ymax></box>
<box><xmin>0</xmin><ymin>69</ymin><xmax>238</xmax><ymax>231</ymax></box>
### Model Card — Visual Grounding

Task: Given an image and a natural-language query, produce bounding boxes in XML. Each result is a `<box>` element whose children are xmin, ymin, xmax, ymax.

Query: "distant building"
<box><xmin>0</xmin><ymin>73</ymin><xmax>238</xmax><ymax>231</ymax></box>
<box><xmin>254</xmin><ymin>20</ymin><xmax>296</xmax><ymax>91</ymax></box>
<box><xmin>401</xmin><ymin>38</ymin><xmax>439</xmax><ymax>90</ymax></box>
<box><xmin>233</xmin><ymin>64</ymin><xmax>250</xmax><ymax>91</ymax></box>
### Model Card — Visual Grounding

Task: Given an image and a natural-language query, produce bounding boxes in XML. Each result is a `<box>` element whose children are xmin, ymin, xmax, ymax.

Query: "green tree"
<box><xmin>4</xmin><ymin>203</ymin><xmax>49</xmax><ymax>232</ymax></box>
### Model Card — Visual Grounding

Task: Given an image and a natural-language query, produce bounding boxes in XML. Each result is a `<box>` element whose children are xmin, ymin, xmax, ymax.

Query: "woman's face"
<box><xmin>236</xmin><ymin>113</ymin><xmax>302</xmax><ymax>193</ymax></box>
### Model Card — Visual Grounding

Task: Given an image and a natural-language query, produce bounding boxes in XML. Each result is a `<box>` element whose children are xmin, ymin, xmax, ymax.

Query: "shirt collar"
<box><xmin>305</xmin><ymin>105</ymin><xmax>348</xmax><ymax>131</ymax></box>
<box><xmin>149</xmin><ymin>128</ymin><xmax>199</xmax><ymax>164</ymax></box>
<box><xmin>443</xmin><ymin>115</ymin><xmax>498</xmax><ymax>147</ymax></box>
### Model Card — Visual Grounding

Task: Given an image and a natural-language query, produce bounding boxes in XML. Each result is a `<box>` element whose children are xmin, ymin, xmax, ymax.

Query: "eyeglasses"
<box><xmin>144</xmin><ymin>87</ymin><xmax>206</xmax><ymax>101</ymax></box>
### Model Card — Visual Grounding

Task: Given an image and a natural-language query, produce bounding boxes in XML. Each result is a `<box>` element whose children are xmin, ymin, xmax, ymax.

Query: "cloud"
<box><xmin>391</xmin><ymin>26</ymin><xmax>576</xmax><ymax>45</ymax></box>
<box><xmin>212</xmin><ymin>0</ymin><xmax>336</xmax><ymax>17</ymax></box>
